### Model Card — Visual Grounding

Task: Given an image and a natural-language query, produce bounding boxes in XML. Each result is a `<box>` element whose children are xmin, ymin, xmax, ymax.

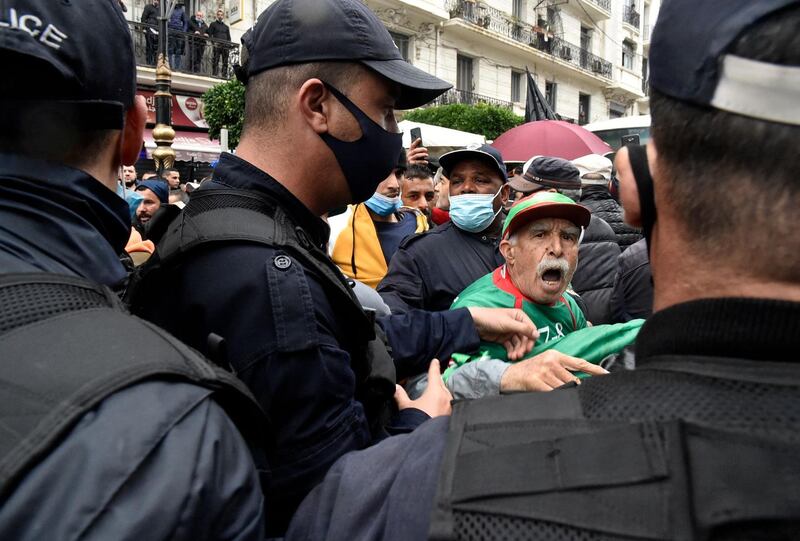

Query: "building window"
<box><xmin>512</xmin><ymin>0</ymin><xmax>525</xmax><ymax>20</ymax></box>
<box><xmin>545</xmin><ymin>81</ymin><xmax>557</xmax><ymax>111</ymax></box>
<box><xmin>609</xmin><ymin>101</ymin><xmax>626</xmax><ymax>119</ymax></box>
<box><xmin>624</xmin><ymin>0</ymin><xmax>640</xmax><ymax>28</ymax></box>
<box><xmin>389</xmin><ymin>31</ymin><xmax>410</xmax><ymax>62</ymax></box>
<box><xmin>622</xmin><ymin>39</ymin><xmax>635</xmax><ymax>70</ymax></box>
<box><xmin>642</xmin><ymin>56</ymin><xmax>649</xmax><ymax>94</ymax></box>
<box><xmin>580</xmin><ymin>27</ymin><xmax>592</xmax><ymax>52</ymax></box>
<box><xmin>578</xmin><ymin>93</ymin><xmax>590</xmax><ymax>125</ymax></box>
<box><xmin>511</xmin><ymin>71</ymin><xmax>523</xmax><ymax>102</ymax></box>
<box><xmin>457</xmin><ymin>54</ymin><xmax>474</xmax><ymax>92</ymax></box>
<box><xmin>580</xmin><ymin>27</ymin><xmax>592</xmax><ymax>69</ymax></box>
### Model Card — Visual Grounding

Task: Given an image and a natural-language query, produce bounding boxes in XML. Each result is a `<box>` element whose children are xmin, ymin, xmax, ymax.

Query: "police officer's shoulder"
<box><xmin>398</xmin><ymin>220</ymin><xmax>456</xmax><ymax>251</ymax></box>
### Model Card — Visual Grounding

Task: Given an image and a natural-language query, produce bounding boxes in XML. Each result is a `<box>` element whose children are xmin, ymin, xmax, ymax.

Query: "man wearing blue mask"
<box><xmin>129</xmin><ymin>0</ymin><xmax>542</xmax><ymax>535</ymax></box>
<box><xmin>330</xmin><ymin>158</ymin><xmax>428</xmax><ymax>288</ymax></box>
<box><xmin>379</xmin><ymin>144</ymin><xmax>510</xmax><ymax>314</ymax></box>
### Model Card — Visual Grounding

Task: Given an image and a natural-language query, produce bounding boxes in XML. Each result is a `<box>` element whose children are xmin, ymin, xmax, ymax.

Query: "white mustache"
<box><xmin>536</xmin><ymin>257</ymin><xmax>570</xmax><ymax>280</ymax></box>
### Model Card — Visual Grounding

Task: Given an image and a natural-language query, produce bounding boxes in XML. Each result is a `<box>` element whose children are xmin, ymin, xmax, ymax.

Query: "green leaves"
<box><xmin>404</xmin><ymin>103</ymin><xmax>524</xmax><ymax>141</ymax></box>
<box><xmin>202</xmin><ymin>79</ymin><xmax>245</xmax><ymax>149</ymax></box>
<box><xmin>202</xmin><ymin>83</ymin><xmax>523</xmax><ymax>148</ymax></box>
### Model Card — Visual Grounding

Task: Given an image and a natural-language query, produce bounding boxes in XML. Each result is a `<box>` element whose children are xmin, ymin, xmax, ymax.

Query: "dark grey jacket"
<box><xmin>571</xmin><ymin>215</ymin><xmax>620</xmax><ymax>325</ymax></box>
<box><xmin>611</xmin><ymin>238</ymin><xmax>653</xmax><ymax>322</ymax></box>
<box><xmin>0</xmin><ymin>382</ymin><xmax>264</xmax><ymax>541</ymax></box>
<box><xmin>581</xmin><ymin>185</ymin><xmax>642</xmax><ymax>251</ymax></box>
<box><xmin>0</xmin><ymin>155</ymin><xmax>264</xmax><ymax>541</ymax></box>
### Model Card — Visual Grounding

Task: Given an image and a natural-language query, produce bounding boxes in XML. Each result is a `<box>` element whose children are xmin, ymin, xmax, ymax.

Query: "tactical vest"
<box><xmin>127</xmin><ymin>188</ymin><xmax>396</xmax><ymax>435</ymax></box>
<box><xmin>0</xmin><ymin>273</ymin><xmax>270</xmax><ymax>503</ymax></box>
<box><xmin>431</xmin><ymin>361</ymin><xmax>800</xmax><ymax>540</ymax></box>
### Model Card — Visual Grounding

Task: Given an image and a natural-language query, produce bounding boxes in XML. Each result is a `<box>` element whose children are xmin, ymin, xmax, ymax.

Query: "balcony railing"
<box><xmin>623</xmin><ymin>5</ymin><xmax>641</xmax><ymax>29</ymax></box>
<box><xmin>427</xmin><ymin>88</ymin><xmax>515</xmax><ymax>110</ymax></box>
<box><xmin>129</xmin><ymin>21</ymin><xmax>239</xmax><ymax>80</ymax></box>
<box><xmin>447</xmin><ymin>0</ymin><xmax>612</xmax><ymax>80</ymax></box>
<box><xmin>586</xmin><ymin>0</ymin><xmax>611</xmax><ymax>12</ymax></box>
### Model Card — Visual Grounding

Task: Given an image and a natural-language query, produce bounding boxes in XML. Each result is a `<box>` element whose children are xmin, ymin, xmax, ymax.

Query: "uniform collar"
<box><xmin>0</xmin><ymin>153</ymin><xmax>130</xmax><ymax>285</ymax></box>
<box><xmin>211</xmin><ymin>153</ymin><xmax>330</xmax><ymax>248</ymax></box>
<box><xmin>636</xmin><ymin>298</ymin><xmax>800</xmax><ymax>364</ymax></box>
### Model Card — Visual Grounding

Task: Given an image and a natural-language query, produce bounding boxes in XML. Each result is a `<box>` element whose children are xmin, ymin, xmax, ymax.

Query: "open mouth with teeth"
<box><xmin>540</xmin><ymin>268</ymin><xmax>565</xmax><ymax>292</ymax></box>
<box><xmin>541</xmin><ymin>268</ymin><xmax>562</xmax><ymax>283</ymax></box>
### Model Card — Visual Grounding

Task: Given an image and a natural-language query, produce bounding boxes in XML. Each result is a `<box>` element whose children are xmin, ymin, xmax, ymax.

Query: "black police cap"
<box><xmin>0</xmin><ymin>0</ymin><xmax>135</xmax><ymax>128</ymax></box>
<box><xmin>650</xmin><ymin>0</ymin><xmax>799</xmax><ymax>126</ymax></box>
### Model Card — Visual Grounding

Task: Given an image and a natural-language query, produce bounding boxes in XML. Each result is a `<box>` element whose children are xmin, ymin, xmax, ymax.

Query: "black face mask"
<box><xmin>319</xmin><ymin>82</ymin><xmax>403</xmax><ymax>204</ymax></box>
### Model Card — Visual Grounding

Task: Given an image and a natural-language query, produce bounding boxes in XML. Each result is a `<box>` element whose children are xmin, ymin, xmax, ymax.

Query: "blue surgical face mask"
<box><xmin>449</xmin><ymin>185</ymin><xmax>504</xmax><ymax>233</ymax></box>
<box><xmin>364</xmin><ymin>192</ymin><xmax>401</xmax><ymax>217</ymax></box>
<box><xmin>319</xmin><ymin>82</ymin><xmax>403</xmax><ymax>204</ymax></box>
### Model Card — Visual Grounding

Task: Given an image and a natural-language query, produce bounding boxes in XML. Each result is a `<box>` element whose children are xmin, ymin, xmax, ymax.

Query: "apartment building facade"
<box><xmin>121</xmin><ymin>0</ymin><xmax>658</xmax><ymax>161</ymax></box>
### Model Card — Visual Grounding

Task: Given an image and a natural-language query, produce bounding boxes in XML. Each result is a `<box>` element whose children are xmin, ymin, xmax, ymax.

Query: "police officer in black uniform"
<box><xmin>285</xmin><ymin>1</ymin><xmax>800</xmax><ymax>539</ymax></box>
<box><xmin>132</xmin><ymin>0</ymin><xmax>542</xmax><ymax>535</ymax></box>
<box><xmin>0</xmin><ymin>1</ymin><xmax>266</xmax><ymax>539</ymax></box>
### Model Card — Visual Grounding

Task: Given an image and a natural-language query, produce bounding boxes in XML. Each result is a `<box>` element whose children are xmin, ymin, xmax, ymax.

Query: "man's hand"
<box><xmin>394</xmin><ymin>359</ymin><xmax>452</xmax><ymax>418</ymax></box>
<box><xmin>500</xmin><ymin>350</ymin><xmax>609</xmax><ymax>392</ymax></box>
<box><xmin>467</xmin><ymin>307</ymin><xmax>539</xmax><ymax>361</ymax></box>
<box><xmin>406</xmin><ymin>138</ymin><xmax>429</xmax><ymax>165</ymax></box>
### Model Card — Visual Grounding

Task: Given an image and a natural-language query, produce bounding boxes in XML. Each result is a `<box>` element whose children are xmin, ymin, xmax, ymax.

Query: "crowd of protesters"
<box><xmin>1</xmin><ymin>0</ymin><xmax>799</xmax><ymax>539</ymax></box>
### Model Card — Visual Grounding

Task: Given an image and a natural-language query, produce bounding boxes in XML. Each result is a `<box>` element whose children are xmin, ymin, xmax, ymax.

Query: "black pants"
<box><xmin>190</xmin><ymin>37</ymin><xmax>206</xmax><ymax>73</ymax></box>
<box><xmin>212</xmin><ymin>45</ymin><xmax>228</xmax><ymax>77</ymax></box>
<box><xmin>145</xmin><ymin>31</ymin><xmax>158</xmax><ymax>66</ymax></box>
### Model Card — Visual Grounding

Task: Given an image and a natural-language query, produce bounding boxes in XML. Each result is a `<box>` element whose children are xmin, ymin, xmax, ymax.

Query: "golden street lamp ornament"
<box><xmin>153</xmin><ymin>0</ymin><xmax>178</xmax><ymax>175</ymax></box>
<box><xmin>152</xmin><ymin>52</ymin><xmax>176</xmax><ymax>171</ymax></box>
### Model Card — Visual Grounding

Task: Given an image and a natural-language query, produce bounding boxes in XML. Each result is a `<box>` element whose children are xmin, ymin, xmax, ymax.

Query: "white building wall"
<box><xmin>132</xmin><ymin>0</ymin><xmax>659</xmax><ymax>123</ymax></box>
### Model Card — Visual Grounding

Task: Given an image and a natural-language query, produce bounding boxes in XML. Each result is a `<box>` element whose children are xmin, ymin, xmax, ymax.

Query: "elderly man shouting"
<box><xmin>445</xmin><ymin>191</ymin><xmax>642</xmax><ymax>397</ymax></box>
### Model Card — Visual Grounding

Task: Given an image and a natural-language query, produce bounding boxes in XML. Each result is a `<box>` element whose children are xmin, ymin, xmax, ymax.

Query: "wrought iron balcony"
<box><xmin>427</xmin><ymin>88</ymin><xmax>515</xmax><ymax>110</ymax></box>
<box><xmin>446</xmin><ymin>0</ymin><xmax>612</xmax><ymax>79</ymax></box>
<box><xmin>623</xmin><ymin>5</ymin><xmax>641</xmax><ymax>29</ymax></box>
<box><xmin>587</xmin><ymin>0</ymin><xmax>611</xmax><ymax>12</ymax></box>
<box><xmin>129</xmin><ymin>21</ymin><xmax>239</xmax><ymax>80</ymax></box>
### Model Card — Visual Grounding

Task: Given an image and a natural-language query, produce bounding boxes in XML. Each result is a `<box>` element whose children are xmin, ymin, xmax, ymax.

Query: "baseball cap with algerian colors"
<box><xmin>502</xmin><ymin>192</ymin><xmax>591</xmax><ymax>239</ymax></box>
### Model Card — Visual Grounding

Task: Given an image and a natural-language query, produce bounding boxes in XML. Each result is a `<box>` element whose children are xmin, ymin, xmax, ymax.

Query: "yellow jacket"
<box><xmin>331</xmin><ymin>204</ymin><xmax>428</xmax><ymax>288</ymax></box>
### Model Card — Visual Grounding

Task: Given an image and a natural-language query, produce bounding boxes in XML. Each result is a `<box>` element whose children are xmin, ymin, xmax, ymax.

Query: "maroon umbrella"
<box><xmin>493</xmin><ymin>120</ymin><xmax>612</xmax><ymax>162</ymax></box>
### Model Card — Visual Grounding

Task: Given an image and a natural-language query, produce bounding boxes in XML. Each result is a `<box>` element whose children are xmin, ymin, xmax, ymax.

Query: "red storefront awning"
<box><xmin>143</xmin><ymin>128</ymin><xmax>222</xmax><ymax>163</ymax></box>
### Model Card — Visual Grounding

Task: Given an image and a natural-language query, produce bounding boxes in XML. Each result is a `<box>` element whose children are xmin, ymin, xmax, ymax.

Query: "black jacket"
<box><xmin>140</xmin><ymin>2</ymin><xmax>158</xmax><ymax>26</ymax></box>
<box><xmin>207</xmin><ymin>19</ymin><xmax>231</xmax><ymax>41</ymax></box>
<box><xmin>138</xmin><ymin>153</ymin><xmax>481</xmax><ymax>536</ymax></box>
<box><xmin>287</xmin><ymin>297</ymin><xmax>800</xmax><ymax>540</ymax></box>
<box><xmin>570</xmin><ymin>214</ymin><xmax>621</xmax><ymax>325</ymax></box>
<box><xmin>0</xmin><ymin>155</ymin><xmax>264</xmax><ymax>540</ymax></box>
<box><xmin>188</xmin><ymin>15</ymin><xmax>209</xmax><ymax>36</ymax></box>
<box><xmin>611</xmin><ymin>238</ymin><xmax>653</xmax><ymax>322</ymax></box>
<box><xmin>581</xmin><ymin>185</ymin><xmax>642</xmax><ymax>251</ymax></box>
<box><xmin>378</xmin><ymin>221</ymin><xmax>505</xmax><ymax>314</ymax></box>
